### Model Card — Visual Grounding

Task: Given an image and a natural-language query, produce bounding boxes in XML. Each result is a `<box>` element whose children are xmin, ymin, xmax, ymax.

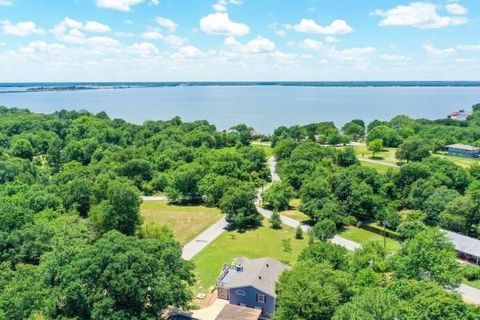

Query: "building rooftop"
<box><xmin>446</xmin><ymin>144</ymin><xmax>480</xmax><ymax>151</ymax></box>
<box><xmin>215</xmin><ymin>304</ymin><xmax>262</xmax><ymax>320</ymax></box>
<box><xmin>218</xmin><ymin>257</ymin><xmax>288</xmax><ymax>297</ymax></box>
<box><xmin>445</xmin><ymin>230</ymin><xmax>480</xmax><ymax>258</ymax></box>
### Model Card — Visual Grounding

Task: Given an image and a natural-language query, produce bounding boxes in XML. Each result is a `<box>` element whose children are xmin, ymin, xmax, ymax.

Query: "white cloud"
<box><xmin>52</xmin><ymin>18</ymin><xmax>111</xmax><ymax>36</ymax></box>
<box><xmin>164</xmin><ymin>35</ymin><xmax>187</xmax><ymax>48</ymax></box>
<box><xmin>339</xmin><ymin>47</ymin><xmax>376</xmax><ymax>60</ymax></box>
<box><xmin>20</xmin><ymin>41</ymin><xmax>66</xmax><ymax>54</ymax></box>
<box><xmin>141</xmin><ymin>30</ymin><xmax>163</xmax><ymax>39</ymax></box>
<box><xmin>302</xmin><ymin>39</ymin><xmax>326</xmax><ymax>51</ymax></box>
<box><xmin>84</xmin><ymin>21</ymin><xmax>111</xmax><ymax>33</ymax></box>
<box><xmin>373</xmin><ymin>2</ymin><xmax>468</xmax><ymax>29</ymax></box>
<box><xmin>324</xmin><ymin>36</ymin><xmax>339</xmax><ymax>43</ymax></box>
<box><xmin>172</xmin><ymin>45</ymin><xmax>206</xmax><ymax>59</ymax></box>
<box><xmin>457</xmin><ymin>44</ymin><xmax>480</xmax><ymax>51</ymax></box>
<box><xmin>156</xmin><ymin>17</ymin><xmax>177</xmax><ymax>32</ymax></box>
<box><xmin>127</xmin><ymin>42</ymin><xmax>158</xmax><ymax>56</ymax></box>
<box><xmin>445</xmin><ymin>3</ymin><xmax>467</xmax><ymax>15</ymax></box>
<box><xmin>286</xmin><ymin>19</ymin><xmax>353</xmax><ymax>35</ymax></box>
<box><xmin>140</xmin><ymin>28</ymin><xmax>186</xmax><ymax>47</ymax></box>
<box><xmin>95</xmin><ymin>0</ymin><xmax>143</xmax><ymax>11</ymax></box>
<box><xmin>213</xmin><ymin>0</ymin><xmax>242</xmax><ymax>12</ymax></box>
<box><xmin>200</xmin><ymin>12</ymin><xmax>249</xmax><ymax>36</ymax></box>
<box><xmin>301</xmin><ymin>38</ymin><xmax>376</xmax><ymax>62</ymax></box>
<box><xmin>423</xmin><ymin>44</ymin><xmax>456</xmax><ymax>57</ymax></box>
<box><xmin>380</xmin><ymin>54</ymin><xmax>411</xmax><ymax>62</ymax></box>
<box><xmin>1</xmin><ymin>20</ymin><xmax>45</xmax><ymax>36</ymax></box>
<box><xmin>224</xmin><ymin>36</ymin><xmax>276</xmax><ymax>54</ymax></box>
<box><xmin>0</xmin><ymin>0</ymin><xmax>12</xmax><ymax>5</ymax></box>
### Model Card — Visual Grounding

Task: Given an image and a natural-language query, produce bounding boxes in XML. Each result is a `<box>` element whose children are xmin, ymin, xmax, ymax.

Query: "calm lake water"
<box><xmin>1</xmin><ymin>86</ymin><xmax>479</xmax><ymax>133</ymax></box>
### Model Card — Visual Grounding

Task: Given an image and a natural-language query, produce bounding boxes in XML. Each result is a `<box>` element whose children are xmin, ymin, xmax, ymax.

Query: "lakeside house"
<box><xmin>216</xmin><ymin>257</ymin><xmax>288</xmax><ymax>319</ymax></box>
<box><xmin>445</xmin><ymin>144</ymin><xmax>480</xmax><ymax>158</ymax></box>
<box><xmin>448</xmin><ymin>109</ymin><xmax>470</xmax><ymax>121</ymax></box>
<box><xmin>445</xmin><ymin>230</ymin><xmax>480</xmax><ymax>265</ymax></box>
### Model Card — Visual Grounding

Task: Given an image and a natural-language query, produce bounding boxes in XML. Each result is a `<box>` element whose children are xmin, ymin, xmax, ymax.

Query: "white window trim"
<box><xmin>257</xmin><ymin>294</ymin><xmax>266</xmax><ymax>303</ymax></box>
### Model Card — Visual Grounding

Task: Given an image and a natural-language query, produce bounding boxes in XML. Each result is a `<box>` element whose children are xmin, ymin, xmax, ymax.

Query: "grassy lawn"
<box><xmin>252</xmin><ymin>142</ymin><xmax>274</xmax><ymax>158</ymax></box>
<box><xmin>280</xmin><ymin>199</ymin><xmax>311</xmax><ymax>224</ymax></box>
<box><xmin>192</xmin><ymin>220</ymin><xmax>308</xmax><ymax>294</ymax></box>
<box><xmin>358</xmin><ymin>160</ymin><xmax>397</xmax><ymax>173</ymax></box>
<box><xmin>353</xmin><ymin>145</ymin><xmax>398</xmax><ymax>164</ymax></box>
<box><xmin>463</xmin><ymin>278</ymin><xmax>480</xmax><ymax>290</ymax></box>
<box><xmin>433</xmin><ymin>153</ymin><xmax>479</xmax><ymax>168</ymax></box>
<box><xmin>339</xmin><ymin>226</ymin><xmax>400</xmax><ymax>253</ymax></box>
<box><xmin>140</xmin><ymin>201</ymin><xmax>223</xmax><ymax>245</ymax></box>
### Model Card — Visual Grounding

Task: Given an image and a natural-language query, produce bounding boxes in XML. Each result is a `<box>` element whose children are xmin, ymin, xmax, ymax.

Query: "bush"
<box><xmin>295</xmin><ymin>225</ymin><xmax>303</xmax><ymax>239</ymax></box>
<box><xmin>313</xmin><ymin>219</ymin><xmax>336</xmax><ymax>241</ymax></box>
<box><xmin>271</xmin><ymin>210</ymin><xmax>282</xmax><ymax>229</ymax></box>
<box><xmin>463</xmin><ymin>264</ymin><xmax>480</xmax><ymax>281</ymax></box>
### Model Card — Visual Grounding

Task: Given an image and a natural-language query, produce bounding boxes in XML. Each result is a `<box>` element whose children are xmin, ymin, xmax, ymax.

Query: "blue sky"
<box><xmin>0</xmin><ymin>0</ymin><xmax>479</xmax><ymax>81</ymax></box>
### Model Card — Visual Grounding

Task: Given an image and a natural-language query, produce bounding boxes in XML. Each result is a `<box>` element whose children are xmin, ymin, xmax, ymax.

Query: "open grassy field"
<box><xmin>192</xmin><ymin>220</ymin><xmax>308</xmax><ymax>294</ymax></box>
<box><xmin>339</xmin><ymin>226</ymin><xmax>400</xmax><ymax>253</ymax></box>
<box><xmin>280</xmin><ymin>198</ymin><xmax>311</xmax><ymax>224</ymax></box>
<box><xmin>140</xmin><ymin>201</ymin><xmax>223</xmax><ymax>245</ymax></box>
<box><xmin>352</xmin><ymin>145</ymin><xmax>398</xmax><ymax>164</ymax></box>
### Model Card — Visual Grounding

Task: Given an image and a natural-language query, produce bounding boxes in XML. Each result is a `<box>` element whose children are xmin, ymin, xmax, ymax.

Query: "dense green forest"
<box><xmin>2</xmin><ymin>104</ymin><xmax>480</xmax><ymax>319</ymax></box>
<box><xmin>270</xmin><ymin>104</ymin><xmax>480</xmax><ymax>238</ymax></box>
<box><xmin>0</xmin><ymin>107</ymin><xmax>268</xmax><ymax>319</ymax></box>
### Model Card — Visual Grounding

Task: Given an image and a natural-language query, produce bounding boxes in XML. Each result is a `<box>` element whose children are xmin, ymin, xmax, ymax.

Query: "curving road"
<box><xmin>142</xmin><ymin>156</ymin><xmax>480</xmax><ymax>304</ymax></box>
<box><xmin>260</xmin><ymin>155</ymin><xmax>480</xmax><ymax>304</ymax></box>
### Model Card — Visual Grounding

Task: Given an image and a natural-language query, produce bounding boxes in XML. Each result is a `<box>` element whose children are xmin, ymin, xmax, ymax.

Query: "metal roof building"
<box><xmin>445</xmin><ymin>230</ymin><xmax>480</xmax><ymax>264</ymax></box>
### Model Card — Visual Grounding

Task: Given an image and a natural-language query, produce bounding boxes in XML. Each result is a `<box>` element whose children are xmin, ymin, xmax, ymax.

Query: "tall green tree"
<box><xmin>275</xmin><ymin>262</ymin><xmax>353</xmax><ymax>320</ymax></box>
<box><xmin>393</xmin><ymin>228</ymin><xmax>461</xmax><ymax>289</ymax></box>
<box><xmin>89</xmin><ymin>180</ymin><xmax>141</xmax><ymax>236</ymax></box>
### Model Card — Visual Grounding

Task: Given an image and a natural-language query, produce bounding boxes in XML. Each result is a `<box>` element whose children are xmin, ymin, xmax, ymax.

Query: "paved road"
<box><xmin>182</xmin><ymin>217</ymin><xmax>229</xmax><ymax>260</ymax></box>
<box><xmin>142</xmin><ymin>196</ymin><xmax>169</xmax><ymax>201</ymax></box>
<box><xmin>268</xmin><ymin>156</ymin><xmax>280</xmax><ymax>182</ymax></box>
<box><xmin>143</xmin><ymin>157</ymin><xmax>480</xmax><ymax>304</ymax></box>
<box><xmin>458</xmin><ymin>284</ymin><xmax>480</xmax><ymax>304</ymax></box>
<box><xmin>260</xmin><ymin>156</ymin><xmax>361</xmax><ymax>251</ymax></box>
<box><xmin>358</xmin><ymin>158</ymin><xmax>399</xmax><ymax>168</ymax></box>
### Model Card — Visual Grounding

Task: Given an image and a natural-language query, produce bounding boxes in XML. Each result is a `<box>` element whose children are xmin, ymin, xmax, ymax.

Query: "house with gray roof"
<box><xmin>445</xmin><ymin>230</ymin><xmax>480</xmax><ymax>264</ymax></box>
<box><xmin>216</xmin><ymin>257</ymin><xmax>288</xmax><ymax>319</ymax></box>
<box><xmin>446</xmin><ymin>144</ymin><xmax>480</xmax><ymax>158</ymax></box>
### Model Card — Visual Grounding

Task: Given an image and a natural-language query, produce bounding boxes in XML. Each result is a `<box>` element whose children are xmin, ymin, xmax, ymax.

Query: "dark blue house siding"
<box><xmin>229</xmin><ymin>285</ymin><xmax>275</xmax><ymax>318</ymax></box>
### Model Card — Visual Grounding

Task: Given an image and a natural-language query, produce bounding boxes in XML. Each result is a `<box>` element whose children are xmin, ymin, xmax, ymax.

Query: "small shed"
<box><xmin>445</xmin><ymin>144</ymin><xmax>480</xmax><ymax>158</ymax></box>
<box><xmin>445</xmin><ymin>230</ymin><xmax>480</xmax><ymax>264</ymax></box>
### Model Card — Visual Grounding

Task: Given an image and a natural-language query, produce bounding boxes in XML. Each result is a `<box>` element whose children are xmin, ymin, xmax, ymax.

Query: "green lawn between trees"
<box><xmin>140</xmin><ymin>201</ymin><xmax>223</xmax><ymax>245</ymax></box>
<box><xmin>339</xmin><ymin>225</ymin><xmax>400</xmax><ymax>253</ymax></box>
<box><xmin>351</xmin><ymin>145</ymin><xmax>479</xmax><ymax>170</ymax></box>
<box><xmin>192</xmin><ymin>219</ymin><xmax>308</xmax><ymax>295</ymax></box>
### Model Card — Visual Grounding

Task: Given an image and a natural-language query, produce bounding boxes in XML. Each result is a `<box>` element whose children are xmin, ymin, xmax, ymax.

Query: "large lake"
<box><xmin>1</xmin><ymin>86</ymin><xmax>479</xmax><ymax>133</ymax></box>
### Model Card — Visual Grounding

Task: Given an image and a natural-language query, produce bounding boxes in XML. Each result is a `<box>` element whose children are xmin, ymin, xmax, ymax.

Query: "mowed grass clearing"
<box><xmin>352</xmin><ymin>145</ymin><xmax>398</xmax><ymax>164</ymax></box>
<box><xmin>339</xmin><ymin>226</ymin><xmax>400</xmax><ymax>253</ymax></box>
<box><xmin>252</xmin><ymin>142</ymin><xmax>274</xmax><ymax>158</ymax></box>
<box><xmin>192</xmin><ymin>219</ymin><xmax>308</xmax><ymax>294</ymax></box>
<box><xmin>358</xmin><ymin>160</ymin><xmax>397</xmax><ymax>173</ymax></box>
<box><xmin>433</xmin><ymin>153</ymin><xmax>479</xmax><ymax>168</ymax></box>
<box><xmin>140</xmin><ymin>201</ymin><xmax>223</xmax><ymax>245</ymax></box>
<box><xmin>280</xmin><ymin>199</ymin><xmax>311</xmax><ymax>224</ymax></box>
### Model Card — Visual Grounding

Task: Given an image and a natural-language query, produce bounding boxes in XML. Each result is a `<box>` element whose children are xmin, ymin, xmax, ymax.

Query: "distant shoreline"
<box><xmin>1</xmin><ymin>81</ymin><xmax>480</xmax><ymax>94</ymax></box>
